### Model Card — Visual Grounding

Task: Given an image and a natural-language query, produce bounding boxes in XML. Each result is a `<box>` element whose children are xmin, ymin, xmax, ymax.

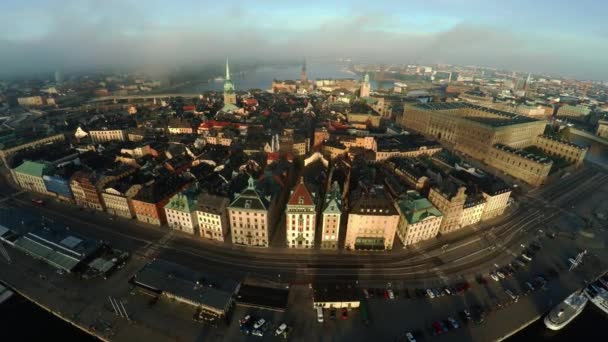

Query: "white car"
<box><xmin>252</xmin><ymin>329</ymin><xmax>265</xmax><ymax>337</ymax></box>
<box><xmin>490</xmin><ymin>273</ymin><xmax>500</xmax><ymax>282</ymax></box>
<box><xmin>426</xmin><ymin>289</ymin><xmax>435</xmax><ymax>298</ymax></box>
<box><xmin>253</xmin><ymin>318</ymin><xmax>266</xmax><ymax>329</ymax></box>
<box><xmin>497</xmin><ymin>271</ymin><xmax>506</xmax><ymax>279</ymax></box>
<box><xmin>522</xmin><ymin>253</ymin><xmax>533</xmax><ymax>261</ymax></box>
<box><xmin>405</xmin><ymin>332</ymin><xmax>416</xmax><ymax>342</ymax></box>
<box><xmin>387</xmin><ymin>289</ymin><xmax>395</xmax><ymax>300</ymax></box>
<box><xmin>275</xmin><ymin>323</ymin><xmax>287</xmax><ymax>336</ymax></box>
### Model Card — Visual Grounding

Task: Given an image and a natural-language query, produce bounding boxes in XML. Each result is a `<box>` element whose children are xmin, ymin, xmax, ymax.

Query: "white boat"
<box><xmin>0</xmin><ymin>284</ymin><xmax>14</xmax><ymax>305</ymax></box>
<box><xmin>584</xmin><ymin>281</ymin><xmax>608</xmax><ymax>315</ymax></box>
<box><xmin>214</xmin><ymin>77</ymin><xmax>225</xmax><ymax>82</ymax></box>
<box><xmin>543</xmin><ymin>291</ymin><xmax>588</xmax><ymax>330</ymax></box>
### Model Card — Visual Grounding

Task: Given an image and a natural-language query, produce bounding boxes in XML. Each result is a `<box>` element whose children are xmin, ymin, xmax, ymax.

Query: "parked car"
<box><xmin>432</xmin><ymin>321</ymin><xmax>445</xmax><ymax>335</ymax></box>
<box><xmin>387</xmin><ymin>289</ymin><xmax>395</xmax><ymax>300</ymax></box>
<box><xmin>240</xmin><ymin>315</ymin><xmax>252</xmax><ymax>327</ymax></box>
<box><xmin>459</xmin><ymin>309</ymin><xmax>472</xmax><ymax>322</ymax></box>
<box><xmin>405</xmin><ymin>332</ymin><xmax>416</xmax><ymax>342</ymax></box>
<box><xmin>275</xmin><ymin>323</ymin><xmax>287</xmax><ymax>336</ymax></box>
<box><xmin>447</xmin><ymin>317</ymin><xmax>460</xmax><ymax>329</ymax></box>
<box><xmin>443</xmin><ymin>287</ymin><xmax>452</xmax><ymax>296</ymax></box>
<box><xmin>496</xmin><ymin>271</ymin><xmax>506</xmax><ymax>279</ymax></box>
<box><xmin>426</xmin><ymin>289</ymin><xmax>435</xmax><ymax>298</ymax></box>
<box><xmin>252</xmin><ymin>324</ymin><xmax>268</xmax><ymax>337</ymax></box>
<box><xmin>490</xmin><ymin>273</ymin><xmax>500</xmax><ymax>282</ymax></box>
<box><xmin>329</xmin><ymin>308</ymin><xmax>336</xmax><ymax>320</ymax></box>
<box><xmin>253</xmin><ymin>318</ymin><xmax>266</xmax><ymax>329</ymax></box>
<box><xmin>505</xmin><ymin>289</ymin><xmax>519</xmax><ymax>302</ymax></box>
<box><xmin>363</xmin><ymin>289</ymin><xmax>369</xmax><ymax>298</ymax></box>
<box><xmin>524</xmin><ymin>281</ymin><xmax>535</xmax><ymax>293</ymax></box>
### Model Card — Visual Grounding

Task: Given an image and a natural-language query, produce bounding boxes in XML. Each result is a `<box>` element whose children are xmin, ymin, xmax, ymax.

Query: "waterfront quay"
<box><xmin>1</xmin><ymin>165</ymin><xmax>608</xmax><ymax>341</ymax></box>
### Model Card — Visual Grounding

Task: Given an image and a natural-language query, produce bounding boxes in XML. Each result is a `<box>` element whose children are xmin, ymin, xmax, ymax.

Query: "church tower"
<box><xmin>223</xmin><ymin>59</ymin><xmax>237</xmax><ymax>105</ymax></box>
<box><xmin>300</xmin><ymin>59</ymin><xmax>308</xmax><ymax>84</ymax></box>
<box><xmin>360</xmin><ymin>73</ymin><xmax>371</xmax><ymax>98</ymax></box>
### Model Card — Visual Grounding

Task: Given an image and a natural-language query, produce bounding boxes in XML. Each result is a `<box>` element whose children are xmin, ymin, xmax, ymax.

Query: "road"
<box><xmin>4</xmin><ymin>163</ymin><xmax>605</xmax><ymax>285</ymax></box>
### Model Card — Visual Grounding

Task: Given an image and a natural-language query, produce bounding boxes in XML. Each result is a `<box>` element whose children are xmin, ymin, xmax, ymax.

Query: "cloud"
<box><xmin>0</xmin><ymin>1</ymin><xmax>606</xmax><ymax>80</ymax></box>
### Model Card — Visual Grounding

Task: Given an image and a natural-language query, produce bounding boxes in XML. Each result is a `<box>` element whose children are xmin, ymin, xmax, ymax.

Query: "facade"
<box><xmin>459</xmin><ymin>200</ymin><xmax>485</xmax><ymax>227</ymax></box>
<box><xmin>70</xmin><ymin>171</ymin><xmax>105</xmax><ymax>211</ymax></box>
<box><xmin>165</xmin><ymin>190</ymin><xmax>198</xmax><ymax>235</ymax></box>
<box><xmin>396</xmin><ymin>190</ymin><xmax>443</xmax><ymax>246</ymax></box>
<box><xmin>89</xmin><ymin>129</ymin><xmax>127</xmax><ymax>143</ymax></box>
<box><xmin>228</xmin><ymin>178</ymin><xmax>271</xmax><ymax>247</ymax></box>
<box><xmin>195</xmin><ymin>193</ymin><xmax>230</xmax><ymax>242</ymax></box>
<box><xmin>486</xmin><ymin>144</ymin><xmax>552</xmax><ymax>187</ymax></box>
<box><xmin>13</xmin><ymin>160</ymin><xmax>53</xmax><ymax>195</ymax></box>
<box><xmin>167</xmin><ymin>118</ymin><xmax>194</xmax><ymax>135</ymax></box>
<box><xmin>320</xmin><ymin>182</ymin><xmax>343</xmax><ymax>249</ymax></box>
<box><xmin>556</xmin><ymin>104</ymin><xmax>591</xmax><ymax>117</ymax></box>
<box><xmin>102</xmin><ymin>184</ymin><xmax>141</xmax><ymax>218</ymax></box>
<box><xmin>285</xmin><ymin>180</ymin><xmax>316</xmax><ymax>249</ymax></box>
<box><xmin>43</xmin><ymin>175</ymin><xmax>74</xmax><ymax>202</ymax></box>
<box><xmin>535</xmin><ymin>135</ymin><xmax>588</xmax><ymax>167</ymax></box>
<box><xmin>345</xmin><ymin>187</ymin><xmax>399</xmax><ymax>251</ymax></box>
<box><xmin>359</xmin><ymin>73</ymin><xmax>371</xmax><ymax>98</ymax></box>
<box><xmin>597</xmin><ymin>120</ymin><xmax>608</xmax><ymax>139</ymax></box>
<box><xmin>401</xmin><ymin>102</ymin><xmax>546</xmax><ymax>161</ymax></box>
<box><xmin>347</xmin><ymin>112</ymin><xmax>381</xmax><ymax>128</ymax></box>
<box><xmin>223</xmin><ymin>60</ymin><xmax>237</xmax><ymax>106</ymax></box>
<box><xmin>428</xmin><ymin>185</ymin><xmax>467</xmax><ymax>234</ymax></box>
<box><xmin>132</xmin><ymin>177</ymin><xmax>188</xmax><ymax>226</ymax></box>
<box><xmin>0</xmin><ymin>133</ymin><xmax>65</xmax><ymax>168</ymax></box>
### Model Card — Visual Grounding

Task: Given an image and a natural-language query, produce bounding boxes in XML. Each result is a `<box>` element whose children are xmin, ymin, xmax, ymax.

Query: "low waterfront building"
<box><xmin>70</xmin><ymin>170</ymin><xmax>106</xmax><ymax>211</ymax></box>
<box><xmin>396</xmin><ymin>190</ymin><xmax>443</xmax><ymax>246</ymax></box>
<box><xmin>195</xmin><ymin>193</ymin><xmax>230</xmax><ymax>242</ymax></box>
<box><xmin>345</xmin><ymin>186</ymin><xmax>399</xmax><ymax>251</ymax></box>
<box><xmin>131</xmin><ymin>175</ymin><xmax>190</xmax><ymax>226</ymax></box>
<box><xmin>102</xmin><ymin>182</ymin><xmax>141</xmax><ymax>218</ymax></box>
<box><xmin>132</xmin><ymin>259</ymin><xmax>240</xmax><ymax>321</ymax></box>
<box><xmin>285</xmin><ymin>179</ymin><xmax>316</xmax><ymax>248</ymax></box>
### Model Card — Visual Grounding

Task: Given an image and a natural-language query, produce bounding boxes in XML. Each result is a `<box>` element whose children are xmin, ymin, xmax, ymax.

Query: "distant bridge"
<box><xmin>88</xmin><ymin>93</ymin><xmax>204</xmax><ymax>103</ymax></box>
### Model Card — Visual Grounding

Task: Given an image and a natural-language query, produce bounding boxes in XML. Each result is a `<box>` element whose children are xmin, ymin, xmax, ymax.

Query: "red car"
<box><xmin>340</xmin><ymin>308</ymin><xmax>348</xmax><ymax>320</ymax></box>
<box><xmin>432</xmin><ymin>321</ymin><xmax>445</xmax><ymax>335</ymax></box>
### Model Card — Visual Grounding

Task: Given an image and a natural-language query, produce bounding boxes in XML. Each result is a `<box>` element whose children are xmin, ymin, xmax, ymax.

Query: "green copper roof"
<box><xmin>13</xmin><ymin>160</ymin><xmax>52</xmax><ymax>177</ymax></box>
<box><xmin>165</xmin><ymin>191</ymin><xmax>198</xmax><ymax>213</ymax></box>
<box><xmin>224</xmin><ymin>59</ymin><xmax>235</xmax><ymax>92</ymax></box>
<box><xmin>397</xmin><ymin>190</ymin><xmax>442</xmax><ymax>225</ymax></box>
<box><xmin>220</xmin><ymin>103</ymin><xmax>239</xmax><ymax>112</ymax></box>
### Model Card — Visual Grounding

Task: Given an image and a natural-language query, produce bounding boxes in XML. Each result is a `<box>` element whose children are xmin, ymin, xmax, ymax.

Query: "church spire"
<box><xmin>225</xmin><ymin>59</ymin><xmax>231</xmax><ymax>81</ymax></box>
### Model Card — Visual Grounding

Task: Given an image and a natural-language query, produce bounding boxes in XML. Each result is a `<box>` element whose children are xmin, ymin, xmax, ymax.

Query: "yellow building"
<box><xmin>89</xmin><ymin>129</ymin><xmax>126</xmax><ymax>143</ymax></box>
<box><xmin>345</xmin><ymin>187</ymin><xmax>399</xmax><ymax>251</ymax></box>
<box><xmin>195</xmin><ymin>193</ymin><xmax>230</xmax><ymax>242</ymax></box>
<box><xmin>486</xmin><ymin>144</ymin><xmax>552</xmax><ymax>187</ymax></box>
<box><xmin>534</xmin><ymin>135</ymin><xmax>588</xmax><ymax>167</ymax></box>
<box><xmin>598</xmin><ymin>120</ymin><xmax>608</xmax><ymax>139</ymax></box>
<box><xmin>13</xmin><ymin>160</ymin><xmax>53</xmax><ymax>195</ymax></box>
<box><xmin>401</xmin><ymin>102</ymin><xmax>546</xmax><ymax>160</ymax></box>
<box><xmin>428</xmin><ymin>185</ymin><xmax>467</xmax><ymax>234</ymax></box>
<box><xmin>347</xmin><ymin>112</ymin><xmax>381</xmax><ymax>128</ymax></box>
<box><xmin>396</xmin><ymin>190</ymin><xmax>443</xmax><ymax>246</ymax></box>
<box><xmin>102</xmin><ymin>183</ymin><xmax>141</xmax><ymax>218</ymax></box>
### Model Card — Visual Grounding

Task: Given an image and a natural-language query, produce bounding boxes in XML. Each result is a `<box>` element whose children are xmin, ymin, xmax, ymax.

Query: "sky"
<box><xmin>0</xmin><ymin>0</ymin><xmax>606</xmax><ymax>80</ymax></box>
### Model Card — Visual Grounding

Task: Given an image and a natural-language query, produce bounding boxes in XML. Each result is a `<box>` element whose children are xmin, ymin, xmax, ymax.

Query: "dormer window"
<box><xmin>244</xmin><ymin>200</ymin><xmax>251</xmax><ymax>209</ymax></box>
<box><xmin>298</xmin><ymin>196</ymin><xmax>304</xmax><ymax>205</ymax></box>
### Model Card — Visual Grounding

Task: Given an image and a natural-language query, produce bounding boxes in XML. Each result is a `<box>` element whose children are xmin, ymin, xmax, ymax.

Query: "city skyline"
<box><xmin>1</xmin><ymin>0</ymin><xmax>607</xmax><ymax>80</ymax></box>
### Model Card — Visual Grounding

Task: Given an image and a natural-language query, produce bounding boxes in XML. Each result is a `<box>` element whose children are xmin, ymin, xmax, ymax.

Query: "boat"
<box><xmin>543</xmin><ymin>291</ymin><xmax>588</xmax><ymax>330</ymax></box>
<box><xmin>584</xmin><ymin>281</ymin><xmax>608</xmax><ymax>315</ymax></box>
<box><xmin>0</xmin><ymin>283</ymin><xmax>14</xmax><ymax>305</ymax></box>
<box><xmin>213</xmin><ymin>77</ymin><xmax>225</xmax><ymax>82</ymax></box>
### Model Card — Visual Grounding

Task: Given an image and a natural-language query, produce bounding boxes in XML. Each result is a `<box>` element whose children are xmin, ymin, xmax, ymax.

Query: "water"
<box><xmin>508</xmin><ymin>303</ymin><xmax>606</xmax><ymax>341</ymax></box>
<box><xmin>174</xmin><ymin>62</ymin><xmax>394</xmax><ymax>93</ymax></box>
<box><xmin>570</xmin><ymin>134</ymin><xmax>608</xmax><ymax>168</ymax></box>
<box><xmin>0</xmin><ymin>292</ymin><xmax>98</xmax><ymax>341</ymax></box>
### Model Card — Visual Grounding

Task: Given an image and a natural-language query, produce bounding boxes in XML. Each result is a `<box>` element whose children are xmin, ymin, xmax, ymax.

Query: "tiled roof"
<box><xmin>287</xmin><ymin>180</ymin><xmax>315</xmax><ymax>206</ymax></box>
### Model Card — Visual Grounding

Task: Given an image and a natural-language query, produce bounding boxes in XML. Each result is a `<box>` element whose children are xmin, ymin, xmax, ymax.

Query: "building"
<box><xmin>13</xmin><ymin>160</ymin><xmax>53</xmax><ymax>195</ymax></box>
<box><xmin>223</xmin><ymin>60</ymin><xmax>237</xmax><ymax>107</ymax></box>
<box><xmin>131</xmin><ymin>175</ymin><xmax>190</xmax><ymax>226</ymax></box>
<box><xmin>312</xmin><ymin>285</ymin><xmax>360</xmax><ymax>309</ymax></box>
<box><xmin>597</xmin><ymin>120</ymin><xmax>608</xmax><ymax>139</ymax></box>
<box><xmin>401</xmin><ymin>102</ymin><xmax>546</xmax><ymax>161</ymax></box>
<box><xmin>534</xmin><ymin>135</ymin><xmax>588</xmax><ymax>167</ymax></box>
<box><xmin>396</xmin><ymin>190</ymin><xmax>443</xmax><ymax>246</ymax></box>
<box><xmin>89</xmin><ymin>128</ymin><xmax>127</xmax><ymax>143</ymax></box>
<box><xmin>0</xmin><ymin>133</ymin><xmax>65</xmax><ymax>168</ymax></box>
<box><xmin>165</xmin><ymin>189</ymin><xmax>199</xmax><ymax>235</ymax></box>
<box><xmin>132</xmin><ymin>259</ymin><xmax>240</xmax><ymax>321</ymax></box>
<box><xmin>428</xmin><ymin>184</ymin><xmax>467</xmax><ymax>234</ymax></box>
<box><xmin>228</xmin><ymin>177</ymin><xmax>271</xmax><ymax>247</ymax></box>
<box><xmin>347</xmin><ymin>112</ymin><xmax>381</xmax><ymax>128</ymax></box>
<box><xmin>167</xmin><ymin>118</ymin><xmax>194</xmax><ymax>135</ymax></box>
<box><xmin>345</xmin><ymin>186</ymin><xmax>399</xmax><ymax>251</ymax></box>
<box><xmin>285</xmin><ymin>179</ymin><xmax>316</xmax><ymax>248</ymax></box>
<box><xmin>556</xmin><ymin>104</ymin><xmax>591</xmax><ymax>117</ymax></box>
<box><xmin>320</xmin><ymin>181</ymin><xmax>343</xmax><ymax>249</ymax></box>
<box><xmin>486</xmin><ymin>144</ymin><xmax>552</xmax><ymax>187</ymax></box>
<box><xmin>102</xmin><ymin>182</ymin><xmax>141</xmax><ymax>218</ymax></box>
<box><xmin>70</xmin><ymin>171</ymin><xmax>105</xmax><ymax>211</ymax></box>
<box><xmin>359</xmin><ymin>73</ymin><xmax>371</xmax><ymax>98</ymax></box>
<box><xmin>195</xmin><ymin>193</ymin><xmax>230</xmax><ymax>242</ymax></box>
